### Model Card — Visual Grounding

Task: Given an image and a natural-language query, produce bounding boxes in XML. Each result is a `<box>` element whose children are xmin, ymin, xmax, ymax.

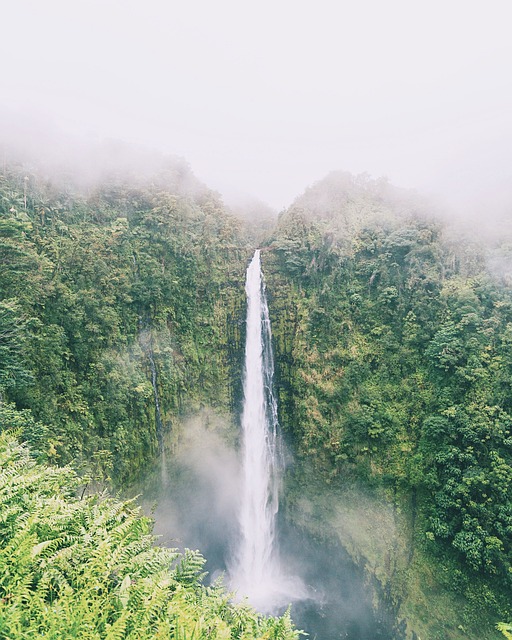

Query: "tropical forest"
<box><xmin>1</xmin><ymin>150</ymin><xmax>512</xmax><ymax>640</ymax></box>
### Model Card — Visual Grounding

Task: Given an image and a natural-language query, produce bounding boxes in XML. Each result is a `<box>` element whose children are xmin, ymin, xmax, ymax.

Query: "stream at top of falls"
<box><xmin>130</xmin><ymin>250</ymin><xmax>397</xmax><ymax>639</ymax></box>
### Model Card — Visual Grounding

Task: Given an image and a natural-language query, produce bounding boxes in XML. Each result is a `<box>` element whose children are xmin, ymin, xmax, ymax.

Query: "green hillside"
<box><xmin>1</xmin><ymin>161</ymin><xmax>511</xmax><ymax>638</ymax></box>
<box><xmin>264</xmin><ymin>172</ymin><xmax>512</xmax><ymax>638</ymax></box>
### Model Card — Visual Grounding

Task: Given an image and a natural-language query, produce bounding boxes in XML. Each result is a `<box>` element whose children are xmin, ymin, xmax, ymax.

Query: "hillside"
<box><xmin>0</xmin><ymin>159</ymin><xmax>250</xmax><ymax>482</ymax></box>
<box><xmin>264</xmin><ymin>172</ymin><xmax>512</xmax><ymax>638</ymax></box>
<box><xmin>1</xmin><ymin>161</ymin><xmax>511</xmax><ymax>638</ymax></box>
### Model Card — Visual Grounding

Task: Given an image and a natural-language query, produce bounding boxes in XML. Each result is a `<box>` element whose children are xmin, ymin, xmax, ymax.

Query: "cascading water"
<box><xmin>140</xmin><ymin>249</ymin><xmax>395</xmax><ymax>639</ymax></box>
<box><xmin>229</xmin><ymin>249</ymin><xmax>303</xmax><ymax>613</ymax></box>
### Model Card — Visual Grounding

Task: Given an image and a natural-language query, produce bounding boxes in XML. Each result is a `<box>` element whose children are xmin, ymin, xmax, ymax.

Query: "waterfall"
<box><xmin>229</xmin><ymin>249</ymin><xmax>303</xmax><ymax>613</ymax></box>
<box><xmin>148</xmin><ymin>345</ymin><xmax>163</xmax><ymax>453</ymax></box>
<box><xmin>139</xmin><ymin>329</ymin><xmax>167</xmax><ymax>484</ymax></box>
<box><xmin>235</xmin><ymin>249</ymin><xmax>280</xmax><ymax>590</ymax></box>
<box><xmin>140</xmin><ymin>330</ymin><xmax>164</xmax><ymax>453</ymax></box>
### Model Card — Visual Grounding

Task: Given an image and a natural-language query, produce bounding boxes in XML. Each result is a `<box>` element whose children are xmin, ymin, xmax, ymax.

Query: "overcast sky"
<box><xmin>1</xmin><ymin>0</ymin><xmax>511</xmax><ymax>211</ymax></box>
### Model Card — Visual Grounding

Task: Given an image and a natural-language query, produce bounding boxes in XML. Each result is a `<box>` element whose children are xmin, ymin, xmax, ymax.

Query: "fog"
<box><xmin>2</xmin><ymin>0</ymin><xmax>511</xmax><ymax>214</ymax></box>
<box><xmin>136</xmin><ymin>411</ymin><xmax>240</xmax><ymax>559</ymax></box>
<box><xmin>133</xmin><ymin>410</ymin><xmax>396</xmax><ymax>638</ymax></box>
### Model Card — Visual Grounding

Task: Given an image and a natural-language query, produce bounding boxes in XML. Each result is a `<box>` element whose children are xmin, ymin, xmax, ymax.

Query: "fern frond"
<box><xmin>497</xmin><ymin>622</ymin><xmax>512</xmax><ymax>639</ymax></box>
<box><xmin>105</xmin><ymin>610</ymin><xmax>129</xmax><ymax>640</ymax></box>
<box><xmin>172</xmin><ymin>549</ymin><xmax>206</xmax><ymax>586</ymax></box>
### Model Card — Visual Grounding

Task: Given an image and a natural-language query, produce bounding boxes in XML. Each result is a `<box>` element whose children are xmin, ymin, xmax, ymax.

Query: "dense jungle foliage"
<box><xmin>1</xmin><ymin>157</ymin><xmax>512</xmax><ymax>638</ymax></box>
<box><xmin>0</xmin><ymin>159</ymin><xmax>300</xmax><ymax>638</ymax></box>
<box><xmin>264</xmin><ymin>172</ymin><xmax>512</xmax><ymax>638</ymax></box>
<box><xmin>0</xmin><ymin>159</ymin><xmax>249</xmax><ymax>482</ymax></box>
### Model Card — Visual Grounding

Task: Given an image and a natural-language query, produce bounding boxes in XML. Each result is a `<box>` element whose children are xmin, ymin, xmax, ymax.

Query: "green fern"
<box><xmin>173</xmin><ymin>549</ymin><xmax>207</xmax><ymax>586</ymax></box>
<box><xmin>0</xmin><ymin>432</ymin><xmax>300</xmax><ymax>639</ymax></box>
<box><xmin>498</xmin><ymin>622</ymin><xmax>512</xmax><ymax>639</ymax></box>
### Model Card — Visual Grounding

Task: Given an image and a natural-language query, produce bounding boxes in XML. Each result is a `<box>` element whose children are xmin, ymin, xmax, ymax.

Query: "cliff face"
<box><xmin>0</xmin><ymin>162</ymin><xmax>250</xmax><ymax>482</ymax></box>
<box><xmin>262</xmin><ymin>173</ymin><xmax>511</xmax><ymax>639</ymax></box>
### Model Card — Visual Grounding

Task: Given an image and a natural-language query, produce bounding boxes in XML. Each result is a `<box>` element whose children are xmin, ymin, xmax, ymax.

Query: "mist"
<box><xmin>132</xmin><ymin>409</ymin><xmax>396</xmax><ymax>638</ymax></box>
<box><xmin>2</xmin><ymin>0</ymin><xmax>511</xmax><ymax>217</ymax></box>
<box><xmin>135</xmin><ymin>411</ymin><xmax>241</xmax><ymax>566</ymax></box>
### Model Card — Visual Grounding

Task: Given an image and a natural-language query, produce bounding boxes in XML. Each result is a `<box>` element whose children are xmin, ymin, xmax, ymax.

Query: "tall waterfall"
<box><xmin>229</xmin><ymin>250</ymin><xmax>303</xmax><ymax>612</ymax></box>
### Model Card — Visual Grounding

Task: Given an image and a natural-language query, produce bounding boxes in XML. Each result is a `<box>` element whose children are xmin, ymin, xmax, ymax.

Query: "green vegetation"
<box><xmin>264</xmin><ymin>172</ymin><xmax>512</xmax><ymax>638</ymax></box>
<box><xmin>0</xmin><ymin>431</ymin><xmax>298</xmax><ymax>639</ymax></box>
<box><xmin>0</xmin><ymin>160</ymin><xmax>248</xmax><ymax>482</ymax></box>
<box><xmin>1</xmin><ymin>158</ymin><xmax>511</xmax><ymax>638</ymax></box>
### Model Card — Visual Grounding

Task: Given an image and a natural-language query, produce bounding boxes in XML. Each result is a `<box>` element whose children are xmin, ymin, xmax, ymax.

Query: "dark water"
<box><xmin>133</xmin><ymin>454</ymin><xmax>396</xmax><ymax>640</ymax></box>
<box><xmin>278</xmin><ymin>518</ymin><xmax>394</xmax><ymax>640</ymax></box>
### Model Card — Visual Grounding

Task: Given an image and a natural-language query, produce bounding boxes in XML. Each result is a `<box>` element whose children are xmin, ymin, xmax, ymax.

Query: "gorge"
<box><xmin>0</xmin><ymin>160</ymin><xmax>511</xmax><ymax>639</ymax></box>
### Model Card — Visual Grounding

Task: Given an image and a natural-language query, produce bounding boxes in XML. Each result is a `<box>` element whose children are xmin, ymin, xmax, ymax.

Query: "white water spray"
<box><xmin>229</xmin><ymin>250</ymin><xmax>304</xmax><ymax>613</ymax></box>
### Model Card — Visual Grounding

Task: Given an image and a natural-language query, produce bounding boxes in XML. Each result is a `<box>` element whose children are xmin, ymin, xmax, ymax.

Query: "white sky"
<box><xmin>1</xmin><ymin>0</ymin><xmax>512</xmax><ymax>210</ymax></box>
